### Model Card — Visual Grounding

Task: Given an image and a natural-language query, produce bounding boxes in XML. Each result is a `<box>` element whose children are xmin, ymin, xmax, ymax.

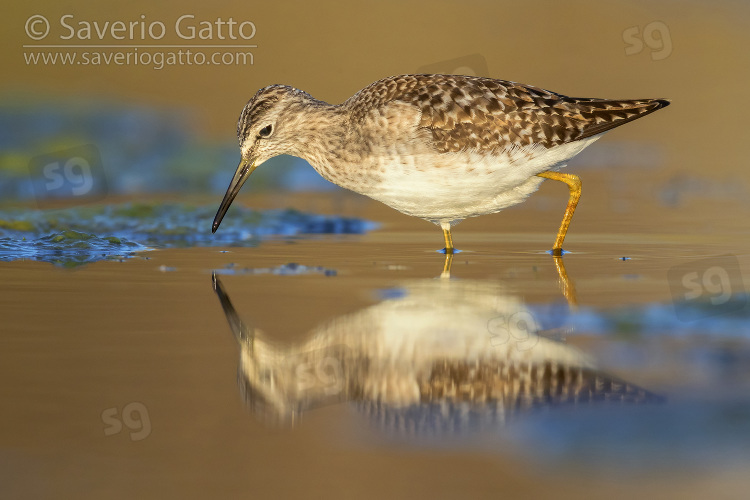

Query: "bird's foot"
<box><xmin>438</xmin><ymin>248</ymin><xmax>460</xmax><ymax>255</ymax></box>
<box><xmin>547</xmin><ymin>248</ymin><xmax>569</xmax><ymax>257</ymax></box>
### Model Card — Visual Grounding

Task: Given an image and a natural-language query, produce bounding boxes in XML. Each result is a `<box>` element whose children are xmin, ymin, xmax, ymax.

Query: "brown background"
<box><xmin>2</xmin><ymin>2</ymin><xmax>749</xmax><ymax>499</ymax></box>
<box><xmin>4</xmin><ymin>0</ymin><xmax>748</xmax><ymax>181</ymax></box>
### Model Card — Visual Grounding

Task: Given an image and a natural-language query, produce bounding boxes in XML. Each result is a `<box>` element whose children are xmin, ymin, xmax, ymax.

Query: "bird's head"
<box><xmin>212</xmin><ymin>84</ymin><xmax>320</xmax><ymax>233</ymax></box>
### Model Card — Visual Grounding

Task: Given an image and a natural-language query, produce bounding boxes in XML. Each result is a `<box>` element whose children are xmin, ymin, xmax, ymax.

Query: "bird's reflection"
<box><xmin>441</xmin><ymin>253</ymin><xmax>577</xmax><ymax>308</ymax></box>
<box><xmin>212</xmin><ymin>270</ymin><xmax>661</xmax><ymax>431</ymax></box>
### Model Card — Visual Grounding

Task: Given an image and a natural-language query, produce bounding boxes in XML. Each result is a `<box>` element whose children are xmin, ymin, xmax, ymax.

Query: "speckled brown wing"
<box><xmin>420</xmin><ymin>360</ymin><xmax>664</xmax><ymax>407</ymax></box>
<box><xmin>346</xmin><ymin>74</ymin><xmax>669</xmax><ymax>154</ymax></box>
<box><xmin>358</xmin><ymin>360</ymin><xmax>663</xmax><ymax>434</ymax></box>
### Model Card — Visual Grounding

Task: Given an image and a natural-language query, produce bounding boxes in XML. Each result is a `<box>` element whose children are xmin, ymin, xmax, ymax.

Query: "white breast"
<box><xmin>358</xmin><ymin>134</ymin><xmax>602</xmax><ymax>225</ymax></box>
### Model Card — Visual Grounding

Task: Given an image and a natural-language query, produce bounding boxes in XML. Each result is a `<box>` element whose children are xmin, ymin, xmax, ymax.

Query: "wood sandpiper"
<box><xmin>212</xmin><ymin>274</ymin><xmax>662</xmax><ymax>426</ymax></box>
<box><xmin>212</xmin><ymin>74</ymin><xmax>669</xmax><ymax>255</ymax></box>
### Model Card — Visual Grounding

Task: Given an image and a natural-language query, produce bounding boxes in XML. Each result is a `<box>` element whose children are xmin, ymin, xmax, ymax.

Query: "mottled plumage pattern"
<box><xmin>215</xmin><ymin>73</ymin><xmax>669</xmax><ymax>240</ymax></box>
<box><xmin>422</xmin><ymin>359</ymin><xmax>659</xmax><ymax>407</ymax></box>
<box><xmin>213</xmin><ymin>276</ymin><xmax>663</xmax><ymax>429</ymax></box>
<box><xmin>344</xmin><ymin>74</ymin><xmax>669</xmax><ymax>154</ymax></box>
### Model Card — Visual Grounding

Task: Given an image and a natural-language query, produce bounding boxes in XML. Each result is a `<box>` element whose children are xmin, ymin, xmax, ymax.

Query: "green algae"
<box><xmin>0</xmin><ymin>219</ymin><xmax>34</xmax><ymax>232</ymax></box>
<box><xmin>0</xmin><ymin>202</ymin><xmax>376</xmax><ymax>266</ymax></box>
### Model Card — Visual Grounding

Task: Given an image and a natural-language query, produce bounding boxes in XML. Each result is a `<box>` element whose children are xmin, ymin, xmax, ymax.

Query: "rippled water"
<box><xmin>0</xmin><ymin>202</ymin><xmax>375</xmax><ymax>265</ymax></box>
<box><xmin>2</xmin><ymin>188</ymin><xmax>749</xmax><ymax>499</ymax></box>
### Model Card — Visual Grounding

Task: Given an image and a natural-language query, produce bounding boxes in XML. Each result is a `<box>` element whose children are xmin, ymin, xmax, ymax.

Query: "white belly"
<box><xmin>359</xmin><ymin>135</ymin><xmax>602</xmax><ymax>225</ymax></box>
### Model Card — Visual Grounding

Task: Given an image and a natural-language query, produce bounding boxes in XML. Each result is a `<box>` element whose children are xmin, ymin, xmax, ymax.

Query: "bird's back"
<box><xmin>344</xmin><ymin>74</ymin><xmax>670</xmax><ymax>155</ymax></box>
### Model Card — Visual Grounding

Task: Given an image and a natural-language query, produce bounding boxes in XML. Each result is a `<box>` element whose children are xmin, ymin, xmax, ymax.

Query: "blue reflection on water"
<box><xmin>0</xmin><ymin>203</ymin><xmax>376</xmax><ymax>266</ymax></box>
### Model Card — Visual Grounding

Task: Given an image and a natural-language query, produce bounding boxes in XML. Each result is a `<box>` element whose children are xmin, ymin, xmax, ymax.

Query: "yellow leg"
<box><xmin>536</xmin><ymin>171</ymin><xmax>582</xmax><ymax>256</ymax></box>
<box><xmin>441</xmin><ymin>224</ymin><xmax>454</xmax><ymax>254</ymax></box>
<box><xmin>552</xmin><ymin>256</ymin><xmax>577</xmax><ymax>309</ymax></box>
<box><xmin>440</xmin><ymin>252</ymin><xmax>454</xmax><ymax>279</ymax></box>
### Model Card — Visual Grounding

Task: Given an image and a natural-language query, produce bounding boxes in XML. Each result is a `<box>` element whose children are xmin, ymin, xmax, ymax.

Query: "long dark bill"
<box><xmin>211</xmin><ymin>272</ymin><xmax>254</xmax><ymax>348</ymax></box>
<box><xmin>212</xmin><ymin>158</ymin><xmax>256</xmax><ymax>233</ymax></box>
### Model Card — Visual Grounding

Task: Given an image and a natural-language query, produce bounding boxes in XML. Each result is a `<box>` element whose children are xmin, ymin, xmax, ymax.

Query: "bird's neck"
<box><xmin>286</xmin><ymin>102</ymin><xmax>355</xmax><ymax>185</ymax></box>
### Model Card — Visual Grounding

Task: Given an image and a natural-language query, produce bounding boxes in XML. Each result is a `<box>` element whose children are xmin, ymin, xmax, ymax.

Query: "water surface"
<box><xmin>1</xmin><ymin>180</ymin><xmax>749</xmax><ymax>499</ymax></box>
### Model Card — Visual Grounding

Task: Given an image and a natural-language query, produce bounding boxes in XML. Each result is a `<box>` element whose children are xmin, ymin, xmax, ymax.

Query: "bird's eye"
<box><xmin>258</xmin><ymin>124</ymin><xmax>273</xmax><ymax>138</ymax></box>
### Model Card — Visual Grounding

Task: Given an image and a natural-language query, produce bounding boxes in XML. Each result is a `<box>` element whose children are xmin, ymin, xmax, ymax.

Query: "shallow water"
<box><xmin>2</xmin><ymin>176</ymin><xmax>750</xmax><ymax>499</ymax></box>
<box><xmin>0</xmin><ymin>202</ymin><xmax>375</xmax><ymax>266</ymax></box>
